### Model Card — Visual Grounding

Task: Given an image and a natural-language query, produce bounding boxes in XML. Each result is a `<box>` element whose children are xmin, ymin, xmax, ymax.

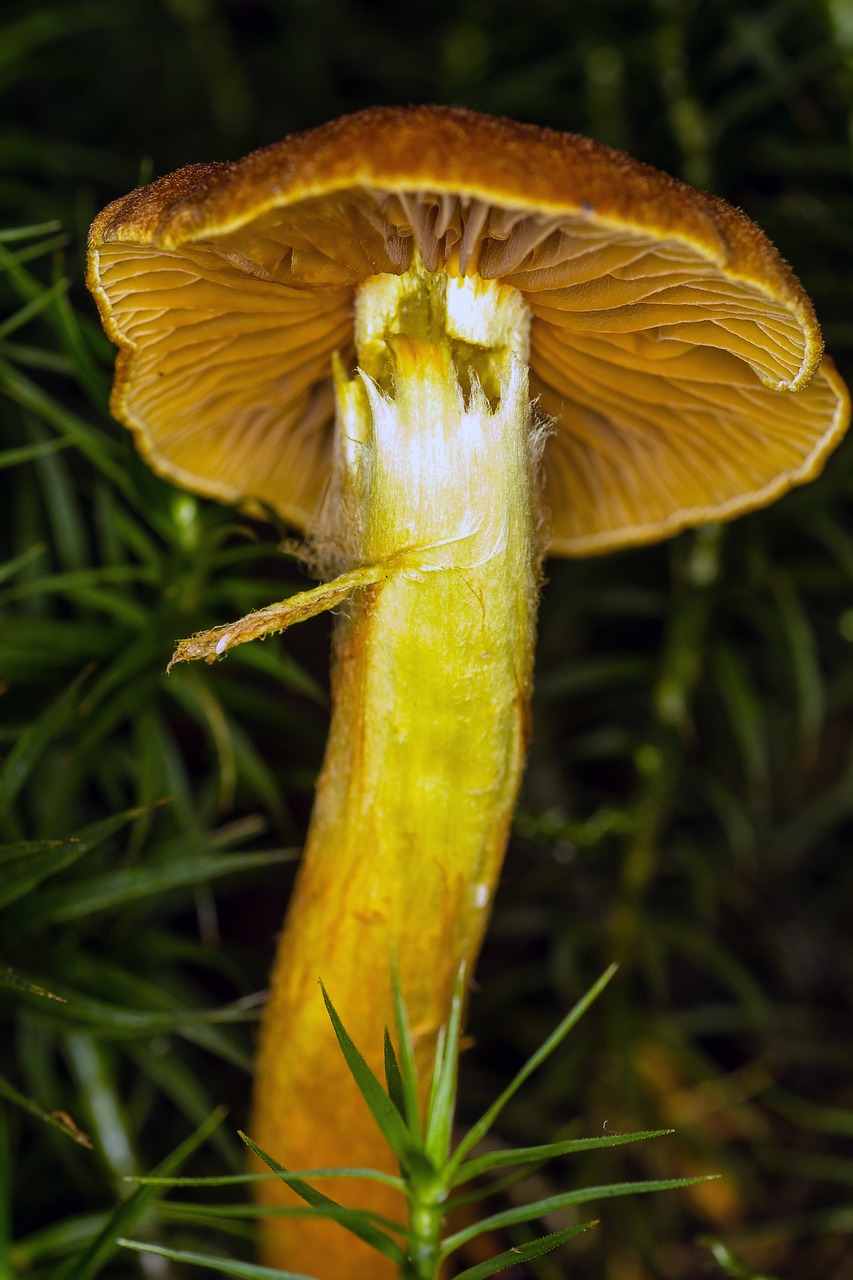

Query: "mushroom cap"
<box><xmin>88</xmin><ymin>105</ymin><xmax>849</xmax><ymax>556</ymax></box>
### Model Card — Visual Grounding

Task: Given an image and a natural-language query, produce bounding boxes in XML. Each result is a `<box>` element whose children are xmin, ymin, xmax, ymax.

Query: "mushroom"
<box><xmin>87</xmin><ymin>106</ymin><xmax>849</xmax><ymax>1278</ymax></box>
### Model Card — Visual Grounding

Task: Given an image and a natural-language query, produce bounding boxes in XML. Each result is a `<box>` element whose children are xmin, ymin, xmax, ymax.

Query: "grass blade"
<box><xmin>239</xmin><ymin>1131</ymin><xmax>406</xmax><ymax>1264</ymax></box>
<box><xmin>703</xmin><ymin>1238</ymin><xmax>778</xmax><ymax>1279</ymax></box>
<box><xmin>0</xmin><ymin>541</ymin><xmax>45</xmax><ymax>585</ymax></box>
<box><xmin>424</xmin><ymin>965</ymin><xmax>464</xmax><ymax>1166</ymax></box>
<box><xmin>56</xmin><ymin>1108</ymin><xmax>226</xmax><ymax>1280</ymax></box>
<box><xmin>119</xmin><ymin>1239</ymin><xmax>318</xmax><ymax>1278</ymax></box>
<box><xmin>0</xmin><ymin>807</ymin><xmax>150</xmax><ymax>910</ymax></box>
<box><xmin>0</xmin><ymin>221</ymin><xmax>62</xmax><ymax>243</ymax></box>
<box><xmin>319</xmin><ymin>982</ymin><xmax>418</xmax><ymax>1168</ymax></box>
<box><xmin>384</xmin><ymin>1028</ymin><xmax>407</xmax><ymax>1122</ymax></box>
<box><xmin>0</xmin><ymin>1106</ymin><xmax>9</xmax><ymax>1280</ymax></box>
<box><xmin>452</xmin><ymin>1221</ymin><xmax>598</xmax><ymax>1279</ymax></box>
<box><xmin>446</xmin><ymin>965</ymin><xmax>617</xmax><ymax>1177</ymax></box>
<box><xmin>11</xmin><ymin>846</ymin><xmax>298</xmax><ymax>930</ymax></box>
<box><xmin>0</xmin><ymin>666</ymin><xmax>90</xmax><ymax>817</ymax></box>
<box><xmin>453</xmin><ymin>1129</ymin><xmax>675</xmax><ymax>1186</ymax></box>
<box><xmin>0</xmin><ymin>1072</ymin><xmax>91</xmax><ymax>1146</ymax></box>
<box><xmin>0</xmin><ymin>966</ymin><xmax>65</xmax><ymax>1002</ymax></box>
<box><xmin>0</xmin><ymin>437</ymin><xmax>71</xmax><ymax>468</ymax></box>
<box><xmin>0</xmin><ymin>275</ymin><xmax>69</xmax><ymax>340</ymax></box>
<box><xmin>390</xmin><ymin>959</ymin><xmax>422</xmax><ymax>1142</ymax></box>
<box><xmin>128</xmin><ymin>1168</ymin><xmax>403</xmax><ymax>1189</ymax></box>
<box><xmin>441</xmin><ymin>1176</ymin><xmax>718</xmax><ymax>1256</ymax></box>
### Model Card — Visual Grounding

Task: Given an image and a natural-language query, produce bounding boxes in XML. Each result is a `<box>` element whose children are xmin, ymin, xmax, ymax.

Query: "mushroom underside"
<box><xmin>92</xmin><ymin>185</ymin><xmax>847</xmax><ymax>556</ymax></box>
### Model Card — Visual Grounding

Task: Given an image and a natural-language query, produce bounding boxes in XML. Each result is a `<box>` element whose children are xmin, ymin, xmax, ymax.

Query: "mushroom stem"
<box><xmin>251</xmin><ymin>259</ymin><xmax>541</xmax><ymax>1277</ymax></box>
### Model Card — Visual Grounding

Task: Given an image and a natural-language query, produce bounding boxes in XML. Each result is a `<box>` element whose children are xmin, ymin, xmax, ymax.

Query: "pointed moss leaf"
<box><xmin>441</xmin><ymin>1177</ymin><xmax>718</xmax><ymax>1255</ymax></box>
<box><xmin>161</xmin><ymin>1199</ymin><xmax>403</xmax><ymax>1228</ymax></box>
<box><xmin>0</xmin><ymin>665</ymin><xmax>90</xmax><ymax>816</ymax></box>
<box><xmin>1</xmin><ymin>342</ymin><xmax>74</xmax><ymax>374</ymax></box>
<box><xmin>703</xmin><ymin>1238</ymin><xmax>778</xmax><ymax>1280</ymax></box>
<box><xmin>1</xmin><ymin>564</ymin><xmax>157</xmax><ymax>606</ymax></box>
<box><xmin>129</xmin><ymin>1167</ymin><xmax>403</xmax><ymax>1189</ymax></box>
<box><xmin>128</xmin><ymin>1038</ymin><xmax>243</xmax><ymax>1165</ymax></box>
<box><xmin>118</xmin><ymin>1239</ymin><xmax>318</xmax><ymax>1279</ymax></box>
<box><xmin>0</xmin><ymin>965</ymin><xmax>65</xmax><ymax>1001</ymax></box>
<box><xmin>0</xmin><ymin>275</ymin><xmax>69</xmax><ymax>341</ymax></box>
<box><xmin>0</xmin><ymin>807</ymin><xmax>151</xmax><ymax>911</ymax></box>
<box><xmin>0</xmin><ymin>233</ymin><xmax>66</xmax><ymax>277</ymax></box>
<box><xmin>424</xmin><ymin>965</ymin><xmax>465</xmax><ymax>1166</ymax></box>
<box><xmin>711</xmin><ymin>644</ymin><xmax>770</xmax><ymax>798</ymax></box>
<box><xmin>0</xmin><ymin>359</ymin><xmax>131</xmax><ymax>495</ymax></box>
<box><xmin>239</xmin><ymin>1131</ymin><xmax>405</xmax><ymax>1264</ymax></box>
<box><xmin>452</xmin><ymin>1221</ymin><xmax>598</xmax><ymax>1280</ymax></box>
<box><xmin>0</xmin><ymin>540</ymin><xmax>45</xmax><ymax>581</ymax></box>
<box><xmin>765</xmin><ymin>1086</ymin><xmax>853</xmax><ymax>1137</ymax></box>
<box><xmin>0</xmin><ymin>1072</ymin><xmax>91</xmax><ymax>1146</ymax></box>
<box><xmin>447</xmin><ymin>965</ymin><xmax>617</xmax><ymax>1177</ymax></box>
<box><xmin>52</xmin><ymin>275</ymin><xmax>112</xmax><ymax>406</ymax></box>
<box><xmin>390</xmin><ymin>959</ymin><xmax>422</xmax><ymax>1142</ymax></box>
<box><xmin>384</xmin><ymin>1028</ymin><xmax>407</xmax><ymax>1122</ymax></box>
<box><xmin>453</xmin><ymin>1129</ymin><xmax>675</xmax><ymax>1186</ymax></box>
<box><xmin>5</xmin><ymin>968</ymin><xmax>250</xmax><ymax>1067</ymax></box>
<box><xmin>0</xmin><ymin>221</ymin><xmax>62</xmax><ymax>243</ymax></box>
<box><xmin>0</xmin><ymin>808</ymin><xmax>145</xmax><ymax>868</ymax></box>
<box><xmin>11</xmin><ymin>847</ymin><xmax>297</xmax><ymax>931</ymax></box>
<box><xmin>56</xmin><ymin>1108</ymin><xmax>225</xmax><ymax>1280</ymax></box>
<box><xmin>319</xmin><ymin>982</ymin><xmax>418</xmax><ymax>1168</ymax></box>
<box><xmin>769</xmin><ymin>569</ymin><xmax>824</xmax><ymax>754</ymax></box>
<box><xmin>9</xmin><ymin>1210</ymin><xmax>108</xmax><ymax>1269</ymax></box>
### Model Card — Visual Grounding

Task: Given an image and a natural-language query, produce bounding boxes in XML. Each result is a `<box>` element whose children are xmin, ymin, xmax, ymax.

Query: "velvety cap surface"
<box><xmin>88</xmin><ymin>105</ymin><xmax>850</xmax><ymax>554</ymax></box>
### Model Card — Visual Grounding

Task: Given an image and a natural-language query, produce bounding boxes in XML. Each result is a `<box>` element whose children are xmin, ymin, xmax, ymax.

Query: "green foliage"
<box><xmin>3</xmin><ymin>2</ymin><xmax>853</xmax><ymax>1277</ymax></box>
<box><xmin>702</xmin><ymin>1239</ymin><xmax>779</xmax><ymax>1280</ymax></box>
<box><xmin>119</xmin><ymin>966</ymin><xmax>705</xmax><ymax>1279</ymax></box>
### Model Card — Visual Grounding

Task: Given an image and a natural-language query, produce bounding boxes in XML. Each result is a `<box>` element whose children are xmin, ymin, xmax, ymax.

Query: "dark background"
<box><xmin>2</xmin><ymin>2</ymin><xmax>853</xmax><ymax>1278</ymax></box>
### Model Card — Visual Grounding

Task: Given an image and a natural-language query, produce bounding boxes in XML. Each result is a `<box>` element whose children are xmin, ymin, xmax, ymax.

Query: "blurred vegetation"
<box><xmin>2</xmin><ymin>1</ymin><xmax>853</xmax><ymax>1277</ymax></box>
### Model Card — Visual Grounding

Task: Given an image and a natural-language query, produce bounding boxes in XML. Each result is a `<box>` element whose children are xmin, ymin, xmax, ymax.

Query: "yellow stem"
<box><xmin>250</xmin><ymin>259</ymin><xmax>540</xmax><ymax>1278</ymax></box>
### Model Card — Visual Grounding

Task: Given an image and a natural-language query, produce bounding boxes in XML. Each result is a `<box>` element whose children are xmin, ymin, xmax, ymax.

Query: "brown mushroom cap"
<box><xmin>87</xmin><ymin>105</ymin><xmax>850</xmax><ymax>555</ymax></box>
